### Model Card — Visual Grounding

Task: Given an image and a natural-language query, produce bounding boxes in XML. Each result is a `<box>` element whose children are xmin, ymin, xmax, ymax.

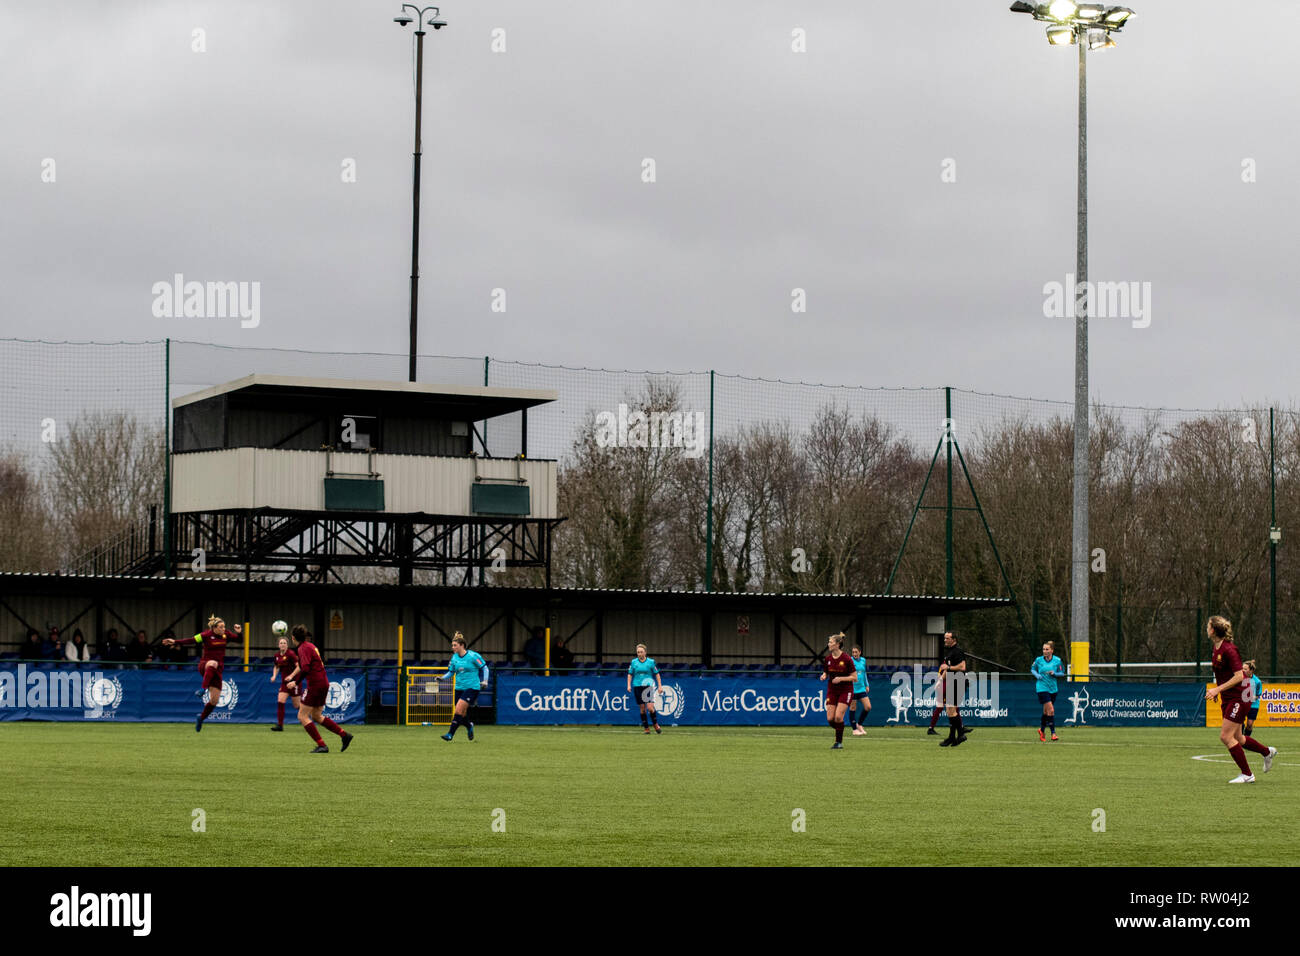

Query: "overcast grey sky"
<box><xmin>3</xmin><ymin>0</ymin><xmax>1298</xmax><ymax>410</ymax></box>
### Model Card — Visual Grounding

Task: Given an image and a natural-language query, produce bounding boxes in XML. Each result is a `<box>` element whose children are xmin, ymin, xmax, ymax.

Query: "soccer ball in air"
<box><xmin>272</xmin><ymin>620</ymin><xmax>288</xmax><ymax>637</ymax></box>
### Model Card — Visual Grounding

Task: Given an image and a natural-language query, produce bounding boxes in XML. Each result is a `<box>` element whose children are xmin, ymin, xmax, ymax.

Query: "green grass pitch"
<box><xmin>1</xmin><ymin>723</ymin><xmax>1294</xmax><ymax>866</ymax></box>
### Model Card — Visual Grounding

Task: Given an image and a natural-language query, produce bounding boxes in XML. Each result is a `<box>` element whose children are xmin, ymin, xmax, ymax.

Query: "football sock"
<box><xmin>641</xmin><ymin>711</ymin><xmax>649</xmax><ymax>727</ymax></box>
<box><xmin>834</xmin><ymin>721</ymin><xmax>844</xmax><ymax>743</ymax></box>
<box><xmin>1243</xmin><ymin>737</ymin><xmax>1269</xmax><ymax>756</ymax></box>
<box><xmin>200</xmin><ymin>702</ymin><xmax>215</xmax><ymax>721</ymax></box>
<box><xmin>448</xmin><ymin>716</ymin><xmax>461</xmax><ymax>737</ymax></box>
<box><xmin>946</xmin><ymin>718</ymin><xmax>957</xmax><ymax>740</ymax></box>
<box><xmin>650</xmin><ymin>711</ymin><xmax>659</xmax><ymax>725</ymax></box>
<box><xmin>953</xmin><ymin>713</ymin><xmax>965</xmax><ymax>736</ymax></box>
<box><xmin>304</xmin><ymin>722</ymin><xmax>324</xmax><ymax>745</ymax></box>
<box><xmin>1041</xmin><ymin>714</ymin><xmax>1047</xmax><ymax>731</ymax></box>
<box><xmin>321</xmin><ymin>717</ymin><xmax>345</xmax><ymax>737</ymax></box>
<box><xmin>929</xmin><ymin>707</ymin><xmax>941</xmax><ymax>730</ymax></box>
<box><xmin>1049</xmin><ymin>717</ymin><xmax>1055</xmax><ymax>733</ymax></box>
<box><xmin>1227</xmin><ymin>744</ymin><xmax>1252</xmax><ymax>775</ymax></box>
<box><xmin>276</xmin><ymin>702</ymin><xmax>285</xmax><ymax>726</ymax></box>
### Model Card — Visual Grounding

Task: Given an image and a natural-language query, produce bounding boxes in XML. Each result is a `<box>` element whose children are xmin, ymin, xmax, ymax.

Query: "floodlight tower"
<box><xmin>393</xmin><ymin>6</ymin><xmax>449</xmax><ymax>383</ymax></box>
<box><xmin>1009</xmin><ymin>2</ymin><xmax>1136</xmax><ymax>680</ymax></box>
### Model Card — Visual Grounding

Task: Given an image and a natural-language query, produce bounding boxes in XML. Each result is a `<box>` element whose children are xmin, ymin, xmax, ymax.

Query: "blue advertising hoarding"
<box><xmin>497</xmin><ymin>672</ymin><xmax>1205</xmax><ymax>727</ymax></box>
<box><xmin>0</xmin><ymin>664</ymin><xmax>366</xmax><ymax>724</ymax></box>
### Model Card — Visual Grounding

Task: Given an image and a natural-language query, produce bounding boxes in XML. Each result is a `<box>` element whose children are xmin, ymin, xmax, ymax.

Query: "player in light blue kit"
<box><xmin>848</xmin><ymin>645</ymin><xmax>871</xmax><ymax>736</ymax></box>
<box><xmin>1031</xmin><ymin>641</ymin><xmax>1066</xmax><ymax>741</ymax></box>
<box><xmin>627</xmin><ymin>643</ymin><xmax>663</xmax><ymax>734</ymax></box>
<box><xmin>1243</xmin><ymin>660</ymin><xmax>1263</xmax><ymax>735</ymax></box>
<box><xmin>435</xmin><ymin>632</ymin><xmax>489</xmax><ymax>742</ymax></box>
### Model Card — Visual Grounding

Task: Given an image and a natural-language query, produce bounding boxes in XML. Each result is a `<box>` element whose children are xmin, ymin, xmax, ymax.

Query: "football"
<box><xmin>272</xmin><ymin>620</ymin><xmax>288</xmax><ymax>636</ymax></box>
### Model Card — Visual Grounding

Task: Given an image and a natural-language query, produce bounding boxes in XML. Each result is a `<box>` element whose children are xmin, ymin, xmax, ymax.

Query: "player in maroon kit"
<box><xmin>283</xmin><ymin>625</ymin><xmax>354</xmax><ymax>754</ymax></box>
<box><xmin>162</xmin><ymin>615</ymin><xmax>241</xmax><ymax>732</ymax></box>
<box><xmin>269</xmin><ymin>636</ymin><xmax>301</xmax><ymax>732</ymax></box>
<box><xmin>819</xmin><ymin>632</ymin><xmax>855</xmax><ymax>749</ymax></box>
<box><xmin>1205</xmin><ymin>615</ymin><xmax>1276</xmax><ymax>783</ymax></box>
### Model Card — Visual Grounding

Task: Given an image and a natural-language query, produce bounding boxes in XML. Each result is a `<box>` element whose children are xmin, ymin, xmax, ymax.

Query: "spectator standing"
<box><xmin>551</xmin><ymin>636</ymin><xmax>575</xmax><ymax>673</ymax></box>
<box><xmin>524</xmin><ymin>626</ymin><xmax>547</xmax><ymax>673</ymax></box>
<box><xmin>20</xmin><ymin>629</ymin><xmax>42</xmax><ymax>660</ymax></box>
<box><xmin>41</xmin><ymin>626</ymin><xmax>63</xmax><ymax>660</ymax></box>
<box><xmin>127</xmin><ymin>630</ymin><xmax>154</xmax><ymax>667</ymax></box>
<box><xmin>65</xmin><ymin>629</ymin><xmax>91</xmax><ymax>663</ymax></box>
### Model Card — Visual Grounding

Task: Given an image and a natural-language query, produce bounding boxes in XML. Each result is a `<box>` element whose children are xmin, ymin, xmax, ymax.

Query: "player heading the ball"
<box><xmin>269</xmin><ymin>635</ymin><xmax>301</xmax><ymax>731</ymax></box>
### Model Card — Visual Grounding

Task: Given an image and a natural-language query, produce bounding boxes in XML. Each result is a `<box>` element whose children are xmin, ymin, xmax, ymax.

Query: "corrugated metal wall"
<box><xmin>3</xmin><ymin>592</ymin><xmax>933</xmax><ymax>667</ymax></box>
<box><xmin>172</xmin><ymin>450</ymin><xmax>558</xmax><ymax>517</ymax></box>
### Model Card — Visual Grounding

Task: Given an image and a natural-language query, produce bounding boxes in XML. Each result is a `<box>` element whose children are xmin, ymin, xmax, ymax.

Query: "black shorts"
<box><xmin>631</xmin><ymin>685</ymin><xmax>654</xmax><ymax>705</ymax></box>
<box><xmin>1248</xmin><ymin>706</ymin><xmax>1260</xmax><ymax>721</ymax></box>
<box><xmin>1037</xmin><ymin>691</ymin><xmax>1058</xmax><ymax>704</ymax></box>
<box><xmin>454</xmin><ymin>689</ymin><xmax>480</xmax><ymax>706</ymax></box>
<box><xmin>852</xmin><ymin>691</ymin><xmax>869</xmax><ymax>701</ymax></box>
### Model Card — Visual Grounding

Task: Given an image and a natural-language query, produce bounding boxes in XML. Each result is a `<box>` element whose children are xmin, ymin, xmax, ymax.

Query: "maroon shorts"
<box><xmin>279</xmin><ymin>681</ymin><xmax>299</xmax><ymax>697</ymax></box>
<box><xmin>826</xmin><ymin>685</ymin><xmax>853</xmax><ymax>707</ymax></box>
<box><xmin>1222</xmin><ymin>698</ymin><xmax>1247</xmax><ymax>724</ymax></box>
<box><xmin>200</xmin><ymin>661</ymin><xmax>223</xmax><ymax>691</ymax></box>
<box><xmin>302</xmin><ymin>683</ymin><xmax>328</xmax><ymax>708</ymax></box>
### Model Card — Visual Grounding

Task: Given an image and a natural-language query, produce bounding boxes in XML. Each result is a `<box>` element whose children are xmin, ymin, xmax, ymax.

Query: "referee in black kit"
<box><xmin>937</xmin><ymin>631</ymin><xmax>969</xmax><ymax>747</ymax></box>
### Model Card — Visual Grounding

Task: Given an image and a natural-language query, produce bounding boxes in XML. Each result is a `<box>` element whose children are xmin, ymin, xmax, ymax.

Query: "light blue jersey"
<box><xmin>1032</xmin><ymin>655</ymin><xmax>1065</xmax><ymax>694</ymax></box>
<box><xmin>852</xmin><ymin>657</ymin><xmax>868</xmax><ymax>694</ymax></box>
<box><xmin>628</xmin><ymin>657</ymin><xmax>659</xmax><ymax>687</ymax></box>
<box><xmin>1249</xmin><ymin>674</ymin><xmax>1263</xmax><ymax>709</ymax></box>
<box><xmin>446</xmin><ymin>650</ymin><xmax>488</xmax><ymax>690</ymax></box>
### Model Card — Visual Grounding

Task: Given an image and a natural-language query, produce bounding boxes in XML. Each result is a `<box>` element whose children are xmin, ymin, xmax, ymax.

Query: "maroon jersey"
<box><xmin>274</xmin><ymin>650</ymin><xmax>299</xmax><ymax>679</ymax></box>
<box><xmin>1212</xmin><ymin>641</ymin><xmax>1245</xmax><ymax>703</ymax></box>
<box><xmin>295</xmin><ymin>641</ymin><xmax>328</xmax><ymax>688</ymax></box>
<box><xmin>176</xmin><ymin>628</ymin><xmax>230</xmax><ymax>666</ymax></box>
<box><xmin>824</xmin><ymin>651</ymin><xmax>855</xmax><ymax>685</ymax></box>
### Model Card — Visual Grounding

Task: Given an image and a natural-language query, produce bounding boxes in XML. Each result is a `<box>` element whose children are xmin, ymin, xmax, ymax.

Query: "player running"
<box><xmin>1243</xmin><ymin>660</ymin><xmax>1263</xmax><ymax>736</ymax></box>
<box><xmin>820</xmin><ymin>632</ymin><xmax>855</xmax><ymax>749</ymax></box>
<box><xmin>269</xmin><ymin>636</ymin><xmax>301</xmax><ymax>732</ymax></box>
<box><xmin>848</xmin><ymin>645</ymin><xmax>870</xmax><ymax>736</ymax></box>
<box><xmin>1205</xmin><ymin>616</ymin><xmax>1275</xmax><ymax>783</ymax></box>
<box><xmin>162</xmin><ymin>615</ymin><xmax>241</xmax><ymax>732</ymax></box>
<box><xmin>435</xmin><ymin>632</ymin><xmax>488</xmax><ymax>742</ymax></box>
<box><xmin>627</xmin><ymin>643</ymin><xmax>663</xmax><ymax>734</ymax></box>
<box><xmin>1031</xmin><ymin>641</ymin><xmax>1065</xmax><ymax>741</ymax></box>
<box><xmin>283</xmin><ymin>626</ymin><xmax>354</xmax><ymax>754</ymax></box>
<box><xmin>937</xmin><ymin>631</ymin><xmax>968</xmax><ymax>747</ymax></box>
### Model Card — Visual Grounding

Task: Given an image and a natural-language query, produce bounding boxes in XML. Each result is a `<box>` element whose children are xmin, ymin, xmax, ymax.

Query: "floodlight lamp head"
<box><xmin>1047</xmin><ymin>24</ymin><xmax>1076</xmax><ymax>44</ymax></box>
<box><xmin>394</xmin><ymin>16</ymin><xmax>413</xmax><ymax>26</ymax></box>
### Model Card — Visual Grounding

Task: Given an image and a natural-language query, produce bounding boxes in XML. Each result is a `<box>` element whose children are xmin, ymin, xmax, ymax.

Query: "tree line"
<box><xmin>5</xmin><ymin>394</ymin><xmax>1295</xmax><ymax>672</ymax></box>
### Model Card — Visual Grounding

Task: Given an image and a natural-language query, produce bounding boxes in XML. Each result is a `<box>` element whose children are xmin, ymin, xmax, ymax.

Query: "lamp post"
<box><xmin>1010</xmin><ymin>2</ymin><xmax>1135</xmax><ymax>680</ymax></box>
<box><xmin>394</xmin><ymin>5</ymin><xmax>449</xmax><ymax>383</ymax></box>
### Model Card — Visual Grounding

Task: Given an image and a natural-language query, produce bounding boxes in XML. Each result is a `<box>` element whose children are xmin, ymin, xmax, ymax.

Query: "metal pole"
<box><xmin>1115</xmin><ymin>572</ymin><xmax>1123</xmax><ymax>677</ymax></box>
<box><xmin>1270</xmin><ymin>407</ymin><xmax>1278</xmax><ymax>674</ymax></box>
<box><xmin>163</xmin><ymin>338</ymin><xmax>173</xmax><ymax>577</ymax></box>
<box><xmin>705</xmin><ymin>369</ymin><xmax>715</xmax><ymax>592</ymax></box>
<box><xmin>408</xmin><ymin>28</ymin><xmax>426</xmax><ymax>383</ymax></box>
<box><xmin>1070</xmin><ymin>32</ymin><xmax>1091</xmax><ymax>674</ymax></box>
<box><xmin>945</xmin><ymin>387</ymin><xmax>954</xmax><ymax>597</ymax></box>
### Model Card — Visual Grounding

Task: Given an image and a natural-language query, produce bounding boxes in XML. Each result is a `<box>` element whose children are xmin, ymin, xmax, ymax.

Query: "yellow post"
<box><xmin>244</xmin><ymin>621</ymin><xmax>251</xmax><ymax>672</ymax></box>
<box><xmin>397</xmin><ymin>624</ymin><xmax>404</xmax><ymax>727</ymax></box>
<box><xmin>1070</xmin><ymin>640</ymin><xmax>1090</xmax><ymax>684</ymax></box>
<box><xmin>545</xmin><ymin>626</ymin><xmax>551</xmax><ymax>677</ymax></box>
